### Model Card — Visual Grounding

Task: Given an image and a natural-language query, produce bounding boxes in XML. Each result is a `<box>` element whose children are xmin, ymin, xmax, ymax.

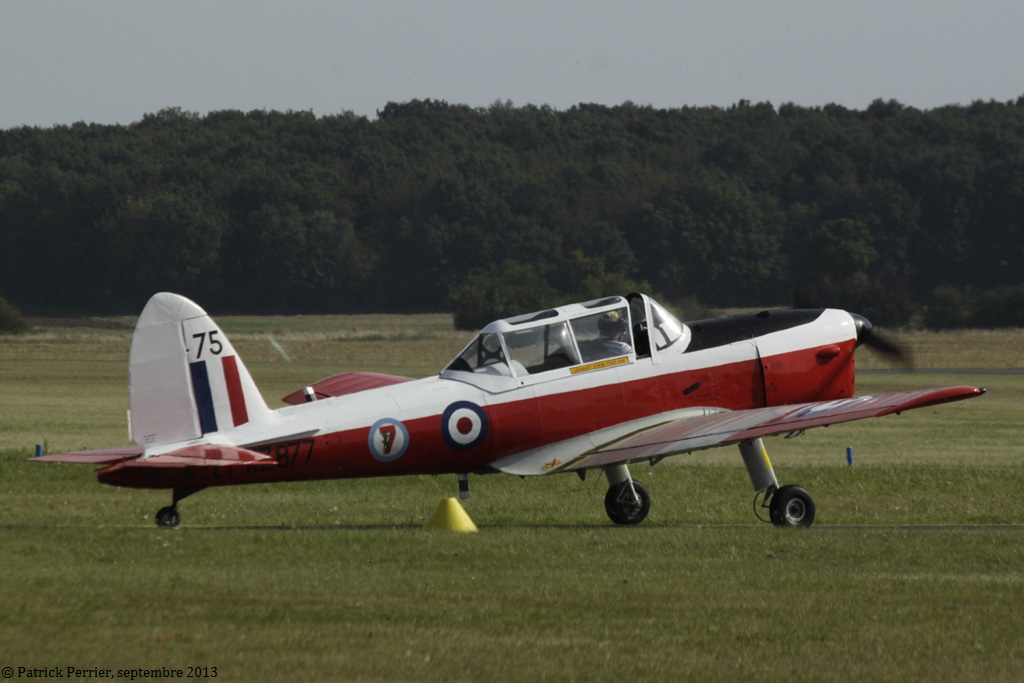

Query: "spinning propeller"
<box><xmin>851</xmin><ymin>313</ymin><xmax>911</xmax><ymax>366</ymax></box>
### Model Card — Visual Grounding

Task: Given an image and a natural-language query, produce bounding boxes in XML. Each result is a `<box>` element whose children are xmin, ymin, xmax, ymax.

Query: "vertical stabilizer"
<box><xmin>129</xmin><ymin>293</ymin><xmax>270</xmax><ymax>448</ymax></box>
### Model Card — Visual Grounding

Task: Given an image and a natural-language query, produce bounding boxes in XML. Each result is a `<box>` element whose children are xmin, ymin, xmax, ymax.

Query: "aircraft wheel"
<box><xmin>769</xmin><ymin>485</ymin><xmax>816</xmax><ymax>528</ymax></box>
<box><xmin>604</xmin><ymin>480</ymin><xmax>651</xmax><ymax>525</ymax></box>
<box><xmin>155</xmin><ymin>506</ymin><xmax>180</xmax><ymax>529</ymax></box>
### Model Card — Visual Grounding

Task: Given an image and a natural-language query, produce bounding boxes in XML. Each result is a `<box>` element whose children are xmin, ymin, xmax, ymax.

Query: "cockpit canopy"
<box><xmin>442</xmin><ymin>293</ymin><xmax>688</xmax><ymax>391</ymax></box>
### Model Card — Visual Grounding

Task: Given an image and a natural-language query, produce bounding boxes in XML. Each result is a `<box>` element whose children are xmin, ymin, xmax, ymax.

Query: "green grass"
<box><xmin>3</xmin><ymin>523</ymin><xmax>1023</xmax><ymax>681</ymax></box>
<box><xmin>5</xmin><ymin>460</ymin><xmax>1024</xmax><ymax>683</ymax></box>
<box><xmin>2</xmin><ymin>317</ymin><xmax>1024</xmax><ymax>681</ymax></box>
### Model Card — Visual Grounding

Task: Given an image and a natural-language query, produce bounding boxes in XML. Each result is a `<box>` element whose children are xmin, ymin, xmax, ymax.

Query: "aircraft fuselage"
<box><xmin>97</xmin><ymin>308</ymin><xmax>857</xmax><ymax>489</ymax></box>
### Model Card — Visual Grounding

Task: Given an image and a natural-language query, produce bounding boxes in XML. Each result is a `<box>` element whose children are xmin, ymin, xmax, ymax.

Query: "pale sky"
<box><xmin>2</xmin><ymin>0</ymin><xmax>1023</xmax><ymax>129</ymax></box>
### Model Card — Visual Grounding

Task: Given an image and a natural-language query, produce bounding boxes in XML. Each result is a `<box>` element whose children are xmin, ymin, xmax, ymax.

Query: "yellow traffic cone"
<box><xmin>424</xmin><ymin>497</ymin><xmax>478</xmax><ymax>532</ymax></box>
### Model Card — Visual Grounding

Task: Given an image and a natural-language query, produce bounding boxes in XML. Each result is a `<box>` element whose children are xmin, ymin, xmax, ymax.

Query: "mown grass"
<box><xmin>3</xmin><ymin>522</ymin><xmax>1023</xmax><ymax>682</ymax></box>
<box><xmin>2</xmin><ymin>316</ymin><xmax>1023</xmax><ymax>681</ymax></box>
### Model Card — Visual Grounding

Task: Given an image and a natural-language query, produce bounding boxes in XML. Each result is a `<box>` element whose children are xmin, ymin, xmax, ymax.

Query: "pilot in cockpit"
<box><xmin>596</xmin><ymin>310</ymin><xmax>632</xmax><ymax>357</ymax></box>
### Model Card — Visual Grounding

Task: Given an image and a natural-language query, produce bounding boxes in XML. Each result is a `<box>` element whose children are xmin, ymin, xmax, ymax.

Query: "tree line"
<box><xmin>2</xmin><ymin>97</ymin><xmax>1024</xmax><ymax>328</ymax></box>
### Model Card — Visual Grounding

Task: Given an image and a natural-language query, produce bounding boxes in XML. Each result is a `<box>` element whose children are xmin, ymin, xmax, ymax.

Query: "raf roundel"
<box><xmin>442</xmin><ymin>401</ymin><xmax>490</xmax><ymax>451</ymax></box>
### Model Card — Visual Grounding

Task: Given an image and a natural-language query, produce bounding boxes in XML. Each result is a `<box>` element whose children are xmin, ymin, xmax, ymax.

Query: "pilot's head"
<box><xmin>598</xmin><ymin>311</ymin><xmax>628</xmax><ymax>338</ymax></box>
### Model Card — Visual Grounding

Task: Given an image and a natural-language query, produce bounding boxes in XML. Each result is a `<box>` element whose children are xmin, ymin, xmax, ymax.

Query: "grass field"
<box><xmin>2</xmin><ymin>315</ymin><xmax>1023</xmax><ymax>681</ymax></box>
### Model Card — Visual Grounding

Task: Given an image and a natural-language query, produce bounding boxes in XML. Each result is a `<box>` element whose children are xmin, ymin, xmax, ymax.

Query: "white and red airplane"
<box><xmin>37</xmin><ymin>292</ymin><xmax>983</xmax><ymax>528</ymax></box>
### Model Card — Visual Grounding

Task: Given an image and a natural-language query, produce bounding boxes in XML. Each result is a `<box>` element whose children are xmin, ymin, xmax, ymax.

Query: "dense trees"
<box><xmin>0</xmin><ymin>295</ymin><xmax>27</xmax><ymax>333</ymax></box>
<box><xmin>2</xmin><ymin>97</ymin><xmax>1024</xmax><ymax>327</ymax></box>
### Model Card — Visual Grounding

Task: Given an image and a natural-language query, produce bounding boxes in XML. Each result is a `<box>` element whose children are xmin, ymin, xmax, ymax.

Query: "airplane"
<box><xmin>35</xmin><ymin>291</ymin><xmax>984</xmax><ymax>528</ymax></box>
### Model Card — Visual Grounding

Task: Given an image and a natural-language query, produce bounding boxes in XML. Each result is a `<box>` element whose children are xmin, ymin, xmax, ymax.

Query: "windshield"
<box><xmin>649</xmin><ymin>300</ymin><xmax>684</xmax><ymax>351</ymax></box>
<box><xmin>628</xmin><ymin>294</ymin><xmax>687</xmax><ymax>356</ymax></box>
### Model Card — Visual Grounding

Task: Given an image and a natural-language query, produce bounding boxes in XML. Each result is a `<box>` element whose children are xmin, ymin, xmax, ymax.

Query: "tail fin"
<box><xmin>128</xmin><ymin>293</ymin><xmax>270</xmax><ymax>449</ymax></box>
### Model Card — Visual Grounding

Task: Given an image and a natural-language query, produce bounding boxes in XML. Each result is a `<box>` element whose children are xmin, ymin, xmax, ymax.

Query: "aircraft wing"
<box><xmin>281</xmin><ymin>371</ymin><xmax>413</xmax><ymax>405</ymax></box>
<box><xmin>494</xmin><ymin>386</ymin><xmax>984</xmax><ymax>476</ymax></box>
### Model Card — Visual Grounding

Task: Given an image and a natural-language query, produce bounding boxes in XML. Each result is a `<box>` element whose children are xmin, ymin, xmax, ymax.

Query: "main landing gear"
<box><xmin>742</xmin><ymin>438</ymin><xmax>816</xmax><ymax>528</ymax></box>
<box><xmin>603</xmin><ymin>464</ymin><xmax>651</xmax><ymax>525</ymax></box>
<box><xmin>155</xmin><ymin>488</ymin><xmax>202</xmax><ymax>528</ymax></box>
<box><xmin>599</xmin><ymin>438</ymin><xmax>817</xmax><ymax>528</ymax></box>
<box><xmin>758</xmin><ymin>484</ymin><xmax>816</xmax><ymax>527</ymax></box>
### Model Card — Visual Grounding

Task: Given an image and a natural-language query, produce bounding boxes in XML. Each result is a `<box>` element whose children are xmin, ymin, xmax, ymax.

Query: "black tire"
<box><xmin>604</xmin><ymin>480</ymin><xmax>651</xmax><ymax>525</ymax></box>
<box><xmin>155</xmin><ymin>506</ymin><xmax>180</xmax><ymax>528</ymax></box>
<box><xmin>769</xmin><ymin>485</ymin><xmax>816</xmax><ymax>528</ymax></box>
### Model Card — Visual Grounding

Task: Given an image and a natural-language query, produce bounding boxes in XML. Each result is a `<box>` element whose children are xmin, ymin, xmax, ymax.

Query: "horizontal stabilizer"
<box><xmin>114</xmin><ymin>444</ymin><xmax>279</xmax><ymax>470</ymax></box>
<box><xmin>33</xmin><ymin>447</ymin><xmax>144</xmax><ymax>465</ymax></box>
<box><xmin>281</xmin><ymin>371</ymin><xmax>413</xmax><ymax>404</ymax></box>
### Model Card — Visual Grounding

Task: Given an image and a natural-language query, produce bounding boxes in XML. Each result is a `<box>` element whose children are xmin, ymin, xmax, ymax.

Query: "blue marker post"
<box><xmin>846</xmin><ymin>446</ymin><xmax>854</xmax><ymax>466</ymax></box>
<box><xmin>35</xmin><ymin>444</ymin><xmax>43</xmax><ymax>457</ymax></box>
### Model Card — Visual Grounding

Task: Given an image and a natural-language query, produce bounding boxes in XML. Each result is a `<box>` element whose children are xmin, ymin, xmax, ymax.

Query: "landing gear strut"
<box><xmin>155</xmin><ymin>488</ymin><xmax>202</xmax><ymax>528</ymax></box>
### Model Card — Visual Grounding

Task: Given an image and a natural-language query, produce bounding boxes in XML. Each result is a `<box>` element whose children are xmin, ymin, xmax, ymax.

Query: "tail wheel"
<box><xmin>604</xmin><ymin>480</ymin><xmax>651</xmax><ymax>525</ymax></box>
<box><xmin>769</xmin><ymin>485</ymin><xmax>816</xmax><ymax>528</ymax></box>
<box><xmin>156</xmin><ymin>506</ymin><xmax>180</xmax><ymax>528</ymax></box>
